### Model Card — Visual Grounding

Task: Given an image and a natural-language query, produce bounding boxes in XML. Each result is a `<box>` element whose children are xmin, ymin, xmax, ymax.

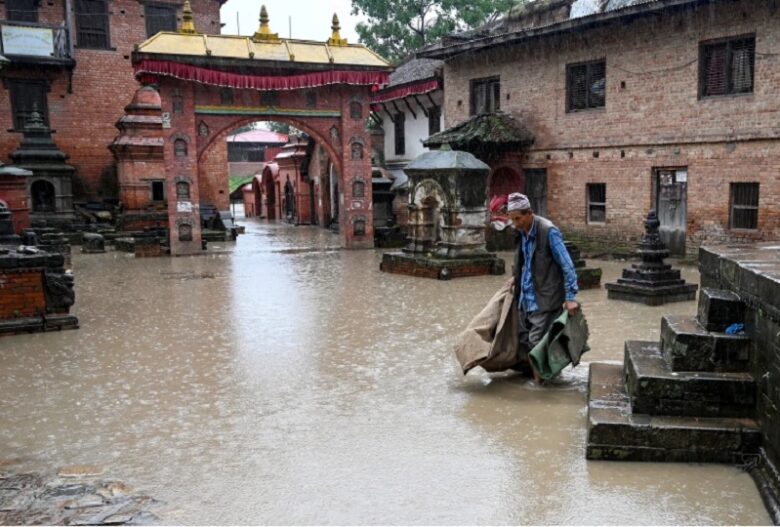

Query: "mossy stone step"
<box><xmin>661</xmin><ymin>315</ymin><xmax>751</xmax><ymax>372</ymax></box>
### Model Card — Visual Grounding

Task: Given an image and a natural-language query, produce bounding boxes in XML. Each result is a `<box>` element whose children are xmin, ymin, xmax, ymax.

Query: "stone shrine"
<box><xmin>381</xmin><ymin>146</ymin><xmax>504</xmax><ymax>279</ymax></box>
<box><xmin>0</xmin><ymin>203</ymin><xmax>21</xmax><ymax>246</ymax></box>
<box><xmin>605</xmin><ymin>210</ymin><xmax>697</xmax><ymax>305</ymax></box>
<box><xmin>10</xmin><ymin>112</ymin><xmax>77</xmax><ymax>229</ymax></box>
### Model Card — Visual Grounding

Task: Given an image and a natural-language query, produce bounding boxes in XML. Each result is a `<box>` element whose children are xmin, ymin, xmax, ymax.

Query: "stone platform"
<box><xmin>380</xmin><ymin>252</ymin><xmax>505</xmax><ymax>280</ymax></box>
<box><xmin>605</xmin><ymin>281</ymin><xmax>698</xmax><ymax>305</ymax></box>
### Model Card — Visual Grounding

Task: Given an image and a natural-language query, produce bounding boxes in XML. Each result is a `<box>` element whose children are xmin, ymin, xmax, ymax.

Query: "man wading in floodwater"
<box><xmin>507</xmin><ymin>193</ymin><xmax>580</xmax><ymax>382</ymax></box>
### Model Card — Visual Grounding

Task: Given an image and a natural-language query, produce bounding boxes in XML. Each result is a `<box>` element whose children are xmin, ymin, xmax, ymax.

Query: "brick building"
<box><xmin>420</xmin><ymin>0</ymin><xmax>780</xmax><ymax>256</ymax></box>
<box><xmin>0</xmin><ymin>0</ymin><xmax>222</xmax><ymax>200</ymax></box>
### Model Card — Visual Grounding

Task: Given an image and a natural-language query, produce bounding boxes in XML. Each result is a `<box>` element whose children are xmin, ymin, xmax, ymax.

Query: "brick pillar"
<box><xmin>161</xmin><ymin>80</ymin><xmax>202</xmax><ymax>256</ymax></box>
<box><xmin>0</xmin><ymin>168</ymin><xmax>31</xmax><ymax>234</ymax></box>
<box><xmin>338</xmin><ymin>89</ymin><xmax>374</xmax><ymax>249</ymax></box>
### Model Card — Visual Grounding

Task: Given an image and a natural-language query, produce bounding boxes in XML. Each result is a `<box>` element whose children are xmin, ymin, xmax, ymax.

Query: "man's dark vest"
<box><xmin>513</xmin><ymin>215</ymin><xmax>566</xmax><ymax>313</ymax></box>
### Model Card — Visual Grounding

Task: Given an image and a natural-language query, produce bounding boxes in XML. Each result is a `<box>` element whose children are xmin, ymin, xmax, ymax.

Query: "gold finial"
<box><xmin>253</xmin><ymin>5</ymin><xmax>279</xmax><ymax>42</ymax></box>
<box><xmin>179</xmin><ymin>0</ymin><xmax>196</xmax><ymax>34</ymax></box>
<box><xmin>327</xmin><ymin>13</ymin><xmax>347</xmax><ymax>46</ymax></box>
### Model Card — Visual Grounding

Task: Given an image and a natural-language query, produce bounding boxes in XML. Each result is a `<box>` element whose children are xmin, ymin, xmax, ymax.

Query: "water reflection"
<box><xmin>0</xmin><ymin>220</ymin><xmax>769</xmax><ymax>524</ymax></box>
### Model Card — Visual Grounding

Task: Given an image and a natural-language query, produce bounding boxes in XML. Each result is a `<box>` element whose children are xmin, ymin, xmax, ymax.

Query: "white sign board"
<box><xmin>1</xmin><ymin>25</ymin><xmax>54</xmax><ymax>57</ymax></box>
<box><xmin>177</xmin><ymin>201</ymin><xmax>192</xmax><ymax>213</ymax></box>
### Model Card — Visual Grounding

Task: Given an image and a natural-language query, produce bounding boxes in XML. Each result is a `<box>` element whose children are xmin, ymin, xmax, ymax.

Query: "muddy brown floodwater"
<box><xmin>0</xmin><ymin>220</ymin><xmax>771</xmax><ymax>525</ymax></box>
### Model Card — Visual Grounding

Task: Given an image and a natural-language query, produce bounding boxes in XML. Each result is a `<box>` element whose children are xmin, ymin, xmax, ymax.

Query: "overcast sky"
<box><xmin>219</xmin><ymin>0</ymin><xmax>365</xmax><ymax>42</ymax></box>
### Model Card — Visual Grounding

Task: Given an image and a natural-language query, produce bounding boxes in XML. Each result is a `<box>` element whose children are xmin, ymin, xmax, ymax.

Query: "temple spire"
<box><xmin>327</xmin><ymin>13</ymin><xmax>347</xmax><ymax>46</ymax></box>
<box><xmin>178</xmin><ymin>0</ymin><xmax>196</xmax><ymax>34</ymax></box>
<box><xmin>253</xmin><ymin>5</ymin><xmax>279</xmax><ymax>42</ymax></box>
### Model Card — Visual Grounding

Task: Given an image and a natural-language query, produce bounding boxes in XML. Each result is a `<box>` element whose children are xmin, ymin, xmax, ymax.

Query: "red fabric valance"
<box><xmin>134</xmin><ymin>60</ymin><xmax>390</xmax><ymax>91</ymax></box>
<box><xmin>370</xmin><ymin>78</ymin><xmax>440</xmax><ymax>104</ymax></box>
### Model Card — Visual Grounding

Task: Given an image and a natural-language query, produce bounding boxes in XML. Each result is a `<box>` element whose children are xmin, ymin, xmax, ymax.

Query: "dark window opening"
<box><xmin>700</xmin><ymin>35</ymin><xmax>755</xmax><ymax>98</ymax></box>
<box><xmin>76</xmin><ymin>0</ymin><xmax>110</xmax><ymax>49</ymax></box>
<box><xmin>176</xmin><ymin>181</ymin><xmax>190</xmax><ymax>199</ymax></box>
<box><xmin>350</xmin><ymin>101</ymin><xmax>362</xmax><ymax>120</ymax></box>
<box><xmin>587</xmin><ymin>183</ymin><xmax>606</xmax><ymax>223</ymax></box>
<box><xmin>469</xmin><ymin>76</ymin><xmax>500</xmax><ymax>115</ymax></box>
<box><xmin>567</xmin><ymin>60</ymin><xmax>606</xmax><ymax>112</ymax></box>
<box><xmin>151</xmin><ymin>180</ymin><xmax>165</xmax><ymax>202</ymax></box>
<box><xmin>6</xmin><ymin>0</ymin><xmax>38</xmax><ymax>22</ymax></box>
<box><xmin>145</xmin><ymin>4</ymin><xmax>176</xmax><ymax>38</ymax></box>
<box><xmin>31</xmin><ymin>180</ymin><xmax>55</xmax><ymax>212</ymax></box>
<box><xmin>260</xmin><ymin>91</ymin><xmax>278</xmax><ymax>106</ymax></box>
<box><xmin>178</xmin><ymin>223</ymin><xmax>193</xmax><ymax>241</ymax></box>
<box><xmin>8</xmin><ymin>79</ymin><xmax>49</xmax><ymax>131</ymax></box>
<box><xmin>352</xmin><ymin>180</ymin><xmax>365</xmax><ymax>198</ymax></box>
<box><xmin>428</xmin><ymin>105</ymin><xmax>441</xmax><ymax>136</ymax></box>
<box><xmin>353</xmin><ymin>219</ymin><xmax>366</xmax><ymax>236</ymax></box>
<box><xmin>394</xmin><ymin>113</ymin><xmax>405</xmax><ymax>156</ymax></box>
<box><xmin>730</xmin><ymin>182</ymin><xmax>759</xmax><ymax>230</ymax></box>
<box><xmin>305</xmin><ymin>91</ymin><xmax>317</xmax><ymax>108</ymax></box>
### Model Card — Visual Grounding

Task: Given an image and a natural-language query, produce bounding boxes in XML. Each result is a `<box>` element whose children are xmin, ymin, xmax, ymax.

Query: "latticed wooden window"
<box><xmin>730</xmin><ymin>182</ymin><xmax>759</xmax><ymax>230</ymax></box>
<box><xmin>145</xmin><ymin>4</ymin><xmax>176</xmax><ymax>38</ymax></box>
<box><xmin>428</xmin><ymin>105</ymin><xmax>441</xmax><ymax>136</ymax></box>
<box><xmin>587</xmin><ymin>183</ymin><xmax>606</xmax><ymax>223</ymax></box>
<box><xmin>76</xmin><ymin>0</ymin><xmax>110</xmax><ymax>49</ymax></box>
<box><xmin>394</xmin><ymin>112</ymin><xmax>405</xmax><ymax>156</ymax></box>
<box><xmin>6</xmin><ymin>0</ymin><xmax>38</xmax><ymax>22</ymax></box>
<box><xmin>567</xmin><ymin>60</ymin><xmax>606</xmax><ymax>111</ymax></box>
<box><xmin>469</xmin><ymin>77</ymin><xmax>500</xmax><ymax>115</ymax></box>
<box><xmin>700</xmin><ymin>36</ymin><xmax>755</xmax><ymax>97</ymax></box>
<box><xmin>8</xmin><ymin>79</ymin><xmax>49</xmax><ymax>130</ymax></box>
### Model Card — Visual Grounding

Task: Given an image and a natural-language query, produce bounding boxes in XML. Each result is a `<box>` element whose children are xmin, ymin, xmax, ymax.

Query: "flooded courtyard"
<box><xmin>0</xmin><ymin>220</ymin><xmax>771</xmax><ymax>525</ymax></box>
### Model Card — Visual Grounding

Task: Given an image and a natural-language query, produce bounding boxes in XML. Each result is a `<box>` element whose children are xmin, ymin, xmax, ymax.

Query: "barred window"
<box><xmin>470</xmin><ymin>77</ymin><xmax>500</xmax><ymax>115</ymax></box>
<box><xmin>730</xmin><ymin>182</ymin><xmax>759</xmax><ymax>230</ymax></box>
<box><xmin>587</xmin><ymin>183</ymin><xmax>606</xmax><ymax>223</ymax></box>
<box><xmin>76</xmin><ymin>0</ymin><xmax>110</xmax><ymax>49</ymax></box>
<box><xmin>700</xmin><ymin>36</ymin><xmax>755</xmax><ymax>97</ymax></box>
<box><xmin>567</xmin><ymin>60</ymin><xmax>606</xmax><ymax>112</ymax></box>
<box><xmin>145</xmin><ymin>4</ymin><xmax>176</xmax><ymax>38</ymax></box>
<box><xmin>8</xmin><ymin>79</ymin><xmax>49</xmax><ymax>131</ymax></box>
<box><xmin>6</xmin><ymin>0</ymin><xmax>38</xmax><ymax>22</ymax></box>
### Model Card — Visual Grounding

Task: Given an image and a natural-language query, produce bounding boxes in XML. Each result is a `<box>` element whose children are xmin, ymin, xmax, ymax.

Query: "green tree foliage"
<box><xmin>351</xmin><ymin>0</ymin><xmax>517</xmax><ymax>63</ymax></box>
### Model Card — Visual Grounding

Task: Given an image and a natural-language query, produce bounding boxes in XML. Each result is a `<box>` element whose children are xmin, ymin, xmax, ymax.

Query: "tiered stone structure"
<box><xmin>10</xmin><ymin>113</ymin><xmax>77</xmax><ymax>229</ymax></box>
<box><xmin>605</xmin><ymin>210</ymin><xmax>697</xmax><ymax>305</ymax></box>
<box><xmin>588</xmin><ymin>243</ymin><xmax>780</xmax><ymax>523</ymax></box>
<box><xmin>564</xmin><ymin>241</ymin><xmax>601</xmax><ymax>290</ymax></box>
<box><xmin>381</xmin><ymin>147</ymin><xmax>504</xmax><ymax>279</ymax></box>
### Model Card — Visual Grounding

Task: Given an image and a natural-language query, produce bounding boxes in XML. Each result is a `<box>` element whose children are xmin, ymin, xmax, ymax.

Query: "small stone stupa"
<box><xmin>605</xmin><ymin>210</ymin><xmax>697</xmax><ymax>305</ymax></box>
<box><xmin>10</xmin><ymin>110</ymin><xmax>77</xmax><ymax>228</ymax></box>
<box><xmin>380</xmin><ymin>145</ymin><xmax>504</xmax><ymax>280</ymax></box>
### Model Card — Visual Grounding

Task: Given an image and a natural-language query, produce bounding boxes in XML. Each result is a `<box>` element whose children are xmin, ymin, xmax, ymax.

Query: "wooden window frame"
<box><xmin>8</xmin><ymin>78</ymin><xmax>50</xmax><ymax>131</ymax></box>
<box><xmin>150</xmin><ymin>180</ymin><xmax>165</xmax><ymax>202</ymax></box>
<box><xmin>428</xmin><ymin>105</ymin><xmax>441</xmax><ymax>136</ymax></box>
<box><xmin>5</xmin><ymin>0</ymin><xmax>39</xmax><ymax>22</ymax></box>
<box><xmin>75</xmin><ymin>0</ymin><xmax>111</xmax><ymax>49</ymax></box>
<box><xmin>586</xmin><ymin>183</ymin><xmax>607</xmax><ymax>224</ymax></box>
<box><xmin>566</xmin><ymin>59</ymin><xmax>606</xmax><ymax>112</ymax></box>
<box><xmin>394</xmin><ymin>112</ymin><xmax>405</xmax><ymax>156</ymax></box>
<box><xmin>699</xmin><ymin>34</ymin><xmax>756</xmax><ymax>99</ymax></box>
<box><xmin>729</xmin><ymin>182</ymin><xmax>759</xmax><ymax>231</ymax></box>
<box><xmin>469</xmin><ymin>76</ymin><xmax>500</xmax><ymax>116</ymax></box>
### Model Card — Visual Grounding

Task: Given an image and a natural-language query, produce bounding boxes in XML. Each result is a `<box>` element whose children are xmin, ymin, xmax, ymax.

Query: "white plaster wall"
<box><xmin>381</xmin><ymin>89</ymin><xmax>443</xmax><ymax>165</ymax></box>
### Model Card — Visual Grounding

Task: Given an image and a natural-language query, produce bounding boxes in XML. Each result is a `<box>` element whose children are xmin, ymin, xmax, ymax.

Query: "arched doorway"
<box><xmin>283</xmin><ymin>178</ymin><xmax>295</xmax><ymax>221</ymax></box>
<box><xmin>31</xmin><ymin>180</ymin><xmax>56</xmax><ymax>212</ymax></box>
<box><xmin>489</xmin><ymin>166</ymin><xmax>524</xmax><ymax>199</ymax></box>
<box><xmin>251</xmin><ymin>175</ymin><xmax>263</xmax><ymax>218</ymax></box>
<box><xmin>262</xmin><ymin>165</ymin><xmax>277</xmax><ymax>220</ymax></box>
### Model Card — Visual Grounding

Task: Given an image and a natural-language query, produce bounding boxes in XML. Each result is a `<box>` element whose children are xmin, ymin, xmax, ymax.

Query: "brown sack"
<box><xmin>453</xmin><ymin>282</ymin><xmax>519</xmax><ymax>374</ymax></box>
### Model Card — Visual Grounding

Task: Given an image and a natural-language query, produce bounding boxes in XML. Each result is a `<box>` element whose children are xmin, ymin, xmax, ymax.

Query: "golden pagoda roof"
<box><xmin>135</xmin><ymin>32</ymin><xmax>391</xmax><ymax>69</ymax></box>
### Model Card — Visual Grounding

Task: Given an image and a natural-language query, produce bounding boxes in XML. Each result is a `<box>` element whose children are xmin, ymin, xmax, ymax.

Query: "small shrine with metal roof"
<box><xmin>114</xmin><ymin>4</ymin><xmax>392</xmax><ymax>255</ymax></box>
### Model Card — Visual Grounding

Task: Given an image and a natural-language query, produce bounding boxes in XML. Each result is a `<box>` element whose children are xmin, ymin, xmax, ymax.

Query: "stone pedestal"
<box><xmin>381</xmin><ymin>147</ymin><xmax>504</xmax><ymax>280</ymax></box>
<box><xmin>81</xmin><ymin>233</ymin><xmax>106</xmax><ymax>254</ymax></box>
<box><xmin>605</xmin><ymin>210</ymin><xmax>697</xmax><ymax>304</ymax></box>
<box><xmin>0</xmin><ymin>246</ymin><xmax>78</xmax><ymax>335</ymax></box>
<box><xmin>565</xmin><ymin>241</ymin><xmax>602</xmax><ymax>290</ymax></box>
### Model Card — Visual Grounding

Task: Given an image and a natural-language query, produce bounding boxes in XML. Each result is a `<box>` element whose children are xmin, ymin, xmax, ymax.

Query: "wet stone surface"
<box><xmin>0</xmin><ymin>469</ymin><xmax>158</xmax><ymax>525</ymax></box>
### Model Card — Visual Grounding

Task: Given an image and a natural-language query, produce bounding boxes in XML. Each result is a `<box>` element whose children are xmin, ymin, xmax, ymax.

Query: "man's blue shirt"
<box><xmin>519</xmin><ymin>218</ymin><xmax>579</xmax><ymax>312</ymax></box>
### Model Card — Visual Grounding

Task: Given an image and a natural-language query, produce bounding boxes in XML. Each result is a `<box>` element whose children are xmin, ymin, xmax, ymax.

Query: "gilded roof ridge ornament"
<box><xmin>253</xmin><ymin>5</ymin><xmax>280</xmax><ymax>42</ymax></box>
<box><xmin>178</xmin><ymin>0</ymin><xmax>196</xmax><ymax>34</ymax></box>
<box><xmin>327</xmin><ymin>13</ymin><xmax>347</xmax><ymax>46</ymax></box>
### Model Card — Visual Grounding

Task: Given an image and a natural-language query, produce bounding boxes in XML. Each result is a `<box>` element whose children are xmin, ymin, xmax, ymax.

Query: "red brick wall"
<box><xmin>198</xmin><ymin>139</ymin><xmax>230</xmax><ymax>210</ymax></box>
<box><xmin>0</xmin><ymin>269</ymin><xmax>46</xmax><ymax>318</ymax></box>
<box><xmin>442</xmin><ymin>0</ymin><xmax>780</xmax><ymax>254</ymax></box>
<box><xmin>0</xmin><ymin>175</ymin><xmax>30</xmax><ymax>234</ymax></box>
<box><xmin>0</xmin><ymin>0</ymin><xmax>222</xmax><ymax>199</ymax></box>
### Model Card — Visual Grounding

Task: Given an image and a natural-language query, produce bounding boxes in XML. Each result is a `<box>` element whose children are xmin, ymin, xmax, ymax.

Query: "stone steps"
<box><xmin>661</xmin><ymin>314</ymin><xmax>751</xmax><ymax>372</ymax></box>
<box><xmin>697</xmin><ymin>287</ymin><xmax>745</xmax><ymax>333</ymax></box>
<box><xmin>625</xmin><ymin>340</ymin><xmax>756</xmax><ymax>418</ymax></box>
<box><xmin>587</xmin><ymin>363</ymin><xmax>761</xmax><ymax>462</ymax></box>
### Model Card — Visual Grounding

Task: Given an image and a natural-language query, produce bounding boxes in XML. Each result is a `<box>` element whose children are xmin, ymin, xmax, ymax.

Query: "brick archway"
<box><xmin>123</xmin><ymin>25</ymin><xmax>391</xmax><ymax>255</ymax></box>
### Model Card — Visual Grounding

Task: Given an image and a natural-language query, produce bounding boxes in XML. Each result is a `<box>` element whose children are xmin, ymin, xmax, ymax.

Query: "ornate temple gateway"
<box><xmin>116</xmin><ymin>4</ymin><xmax>391</xmax><ymax>255</ymax></box>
